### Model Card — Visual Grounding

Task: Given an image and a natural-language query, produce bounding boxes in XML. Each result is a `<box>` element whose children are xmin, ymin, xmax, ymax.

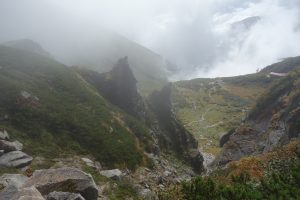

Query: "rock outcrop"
<box><xmin>23</xmin><ymin>167</ymin><xmax>98</xmax><ymax>200</ymax></box>
<box><xmin>77</xmin><ymin>57</ymin><xmax>145</xmax><ymax>120</ymax></box>
<box><xmin>77</xmin><ymin>57</ymin><xmax>204</xmax><ymax>173</ymax></box>
<box><xmin>148</xmin><ymin>84</ymin><xmax>204</xmax><ymax>173</ymax></box>
<box><xmin>216</xmin><ymin>69</ymin><xmax>300</xmax><ymax>165</ymax></box>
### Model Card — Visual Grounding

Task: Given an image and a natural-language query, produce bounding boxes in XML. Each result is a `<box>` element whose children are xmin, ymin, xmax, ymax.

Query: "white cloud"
<box><xmin>197</xmin><ymin>0</ymin><xmax>300</xmax><ymax>78</ymax></box>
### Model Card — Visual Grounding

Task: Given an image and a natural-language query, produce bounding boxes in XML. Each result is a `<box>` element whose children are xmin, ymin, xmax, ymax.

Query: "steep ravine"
<box><xmin>77</xmin><ymin>57</ymin><xmax>205</xmax><ymax>174</ymax></box>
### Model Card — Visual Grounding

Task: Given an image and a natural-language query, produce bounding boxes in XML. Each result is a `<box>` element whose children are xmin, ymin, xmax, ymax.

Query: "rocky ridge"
<box><xmin>76</xmin><ymin>58</ymin><xmax>205</xmax><ymax>173</ymax></box>
<box><xmin>216</xmin><ymin>66</ymin><xmax>300</xmax><ymax>166</ymax></box>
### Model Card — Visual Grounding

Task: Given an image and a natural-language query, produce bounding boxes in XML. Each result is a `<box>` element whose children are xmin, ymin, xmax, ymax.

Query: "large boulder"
<box><xmin>12</xmin><ymin>186</ymin><xmax>45</xmax><ymax>200</ymax></box>
<box><xmin>0</xmin><ymin>174</ymin><xmax>28</xmax><ymax>188</ymax></box>
<box><xmin>23</xmin><ymin>168</ymin><xmax>98</xmax><ymax>200</ymax></box>
<box><xmin>0</xmin><ymin>185</ymin><xmax>19</xmax><ymax>200</ymax></box>
<box><xmin>0</xmin><ymin>140</ymin><xmax>23</xmax><ymax>153</ymax></box>
<box><xmin>0</xmin><ymin>174</ymin><xmax>29</xmax><ymax>200</ymax></box>
<box><xmin>0</xmin><ymin>130</ymin><xmax>9</xmax><ymax>140</ymax></box>
<box><xmin>46</xmin><ymin>191</ymin><xmax>85</xmax><ymax>200</ymax></box>
<box><xmin>100</xmin><ymin>169</ymin><xmax>122</xmax><ymax>180</ymax></box>
<box><xmin>0</xmin><ymin>151</ymin><xmax>33</xmax><ymax>168</ymax></box>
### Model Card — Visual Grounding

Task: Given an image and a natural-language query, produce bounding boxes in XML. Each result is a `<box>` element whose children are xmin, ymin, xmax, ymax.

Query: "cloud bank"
<box><xmin>0</xmin><ymin>0</ymin><xmax>299</xmax><ymax>80</ymax></box>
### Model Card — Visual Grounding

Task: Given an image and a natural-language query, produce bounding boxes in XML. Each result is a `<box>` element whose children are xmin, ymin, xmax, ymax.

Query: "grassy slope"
<box><xmin>171</xmin><ymin>70</ymin><xmax>287</xmax><ymax>155</ymax></box>
<box><xmin>0</xmin><ymin>45</ymin><xmax>150</xmax><ymax>169</ymax></box>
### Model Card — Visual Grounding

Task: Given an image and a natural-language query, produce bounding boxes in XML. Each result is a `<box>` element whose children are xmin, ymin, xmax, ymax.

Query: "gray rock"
<box><xmin>100</xmin><ymin>169</ymin><xmax>122</xmax><ymax>180</ymax></box>
<box><xmin>81</xmin><ymin>158</ymin><xmax>95</xmax><ymax>168</ymax></box>
<box><xmin>46</xmin><ymin>191</ymin><xmax>85</xmax><ymax>200</ymax></box>
<box><xmin>264</xmin><ymin>126</ymin><xmax>285</xmax><ymax>153</ymax></box>
<box><xmin>94</xmin><ymin>161</ymin><xmax>102</xmax><ymax>171</ymax></box>
<box><xmin>0</xmin><ymin>174</ymin><xmax>28</xmax><ymax>188</ymax></box>
<box><xmin>12</xmin><ymin>141</ymin><xmax>23</xmax><ymax>151</ymax></box>
<box><xmin>0</xmin><ymin>174</ymin><xmax>29</xmax><ymax>200</ymax></box>
<box><xmin>0</xmin><ymin>151</ymin><xmax>33</xmax><ymax>168</ymax></box>
<box><xmin>12</xmin><ymin>186</ymin><xmax>45</xmax><ymax>200</ymax></box>
<box><xmin>0</xmin><ymin>185</ymin><xmax>19</xmax><ymax>200</ymax></box>
<box><xmin>23</xmin><ymin>168</ymin><xmax>98</xmax><ymax>200</ymax></box>
<box><xmin>0</xmin><ymin>140</ymin><xmax>23</xmax><ymax>153</ymax></box>
<box><xmin>138</xmin><ymin>188</ymin><xmax>156</xmax><ymax>200</ymax></box>
<box><xmin>0</xmin><ymin>130</ymin><xmax>9</xmax><ymax>140</ymax></box>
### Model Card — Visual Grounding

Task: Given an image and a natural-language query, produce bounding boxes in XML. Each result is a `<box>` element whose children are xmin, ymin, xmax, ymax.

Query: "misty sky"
<box><xmin>0</xmin><ymin>0</ymin><xmax>300</xmax><ymax>80</ymax></box>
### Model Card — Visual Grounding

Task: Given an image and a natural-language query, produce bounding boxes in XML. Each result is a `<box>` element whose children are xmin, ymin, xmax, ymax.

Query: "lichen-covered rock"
<box><xmin>23</xmin><ymin>168</ymin><xmax>98</xmax><ymax>200</ymax></box>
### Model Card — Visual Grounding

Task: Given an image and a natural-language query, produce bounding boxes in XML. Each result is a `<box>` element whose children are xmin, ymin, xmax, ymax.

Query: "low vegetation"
<box><xmin>160</xmin><ymin>140</ymin><xmax>300</xmax><ymax>200</ymax></box>
<box><xmin>0</xmin><ymin>45</ymin><xmax>151</xmax><ymax>169</ymax></box>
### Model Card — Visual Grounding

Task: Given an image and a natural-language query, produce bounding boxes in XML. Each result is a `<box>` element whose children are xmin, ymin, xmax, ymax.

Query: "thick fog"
<box><xmin>0</xmin><ymin>0</ymin><xmax>300</xmax><ymax>80</ymax></box>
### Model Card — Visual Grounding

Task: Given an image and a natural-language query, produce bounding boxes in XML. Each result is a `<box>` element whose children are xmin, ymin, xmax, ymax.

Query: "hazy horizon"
<box><xmin>1</xmin><ymin>0</ymin><xmax>300</xmax><ymax>80</ymax></box>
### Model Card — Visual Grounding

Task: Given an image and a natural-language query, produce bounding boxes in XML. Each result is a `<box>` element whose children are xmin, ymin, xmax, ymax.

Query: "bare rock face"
<box><xmin>0</xmin><ymin>151</ymin><xmax>33</xmax><ymax>168</ymax></box>
<box><xmin>148</xmin><ymin>84</ymin><xmax>205</xmax><ymax>173</ymax></box>
<box><xmin>188</xmin><ymin>149</ymin><xmax>204</xmax><ymax>173</ymax></box>
<box><xmin>0</xmin><ymin>174</ymin><xmax>29</xmax><ymax>200</ymax></box>
<box><xmin>23</xmin><ymin>168</ymin><xmax>98</xmax><ymax>200</ymax></box>
<box><xmin>217</xmin><ymin>70</ymin><xmax>300</xmax><ymax>166</ymax></box>
<box><xmin>12</xmin><ymin>186</ymin><xmax>45</xmax><ymax>200</ymax></box>
<box><xmin>46</xmin><ymin>191</ymin><xmax>85</xmax><ymax>200</ymax></box>
<box><xmin>77</xmin><ymin>57</ymin><xmax>146</xmax><ymax>120</ymax></box>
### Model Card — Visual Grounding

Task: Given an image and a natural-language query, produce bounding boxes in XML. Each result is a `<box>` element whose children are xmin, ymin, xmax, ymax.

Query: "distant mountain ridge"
<box><xmin>3</xmin><ymin>39</ymin><xmax>52</xmax><ymax>58</ymax></box>
<box><xmin>2</xmin><ymin>36</ymin><xmax>168</xmax><ymax>96</ymax></box>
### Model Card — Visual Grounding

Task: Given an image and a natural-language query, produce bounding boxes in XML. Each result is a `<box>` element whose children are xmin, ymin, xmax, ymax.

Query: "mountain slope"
<box><xmin>171</xmin><ymin>56</ymin><xmax>300</xmax><ymax>157</ymax></box>
<box><xmin>216</xmin><ymin>66</ymin><xmax>300</xmax><ymax>165</ymax></box>
<box><xmin>54</xmin><ymin>31</ymin><xmax>168</xmax><ymax>95</ymax></box>
<box><xmin>3</xmin><ymin>39</ymin><xmax>52</xmax><ymax>58</ymax></box>
<box><xmin>0</xmin><ymin>45</ymin><xmax>152</xmax><ymax>169</ymax></box>
<box><xmin>76</xmin><ymin>58</ymin><xmax>204</xmax><ymax>173</ymax></box>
